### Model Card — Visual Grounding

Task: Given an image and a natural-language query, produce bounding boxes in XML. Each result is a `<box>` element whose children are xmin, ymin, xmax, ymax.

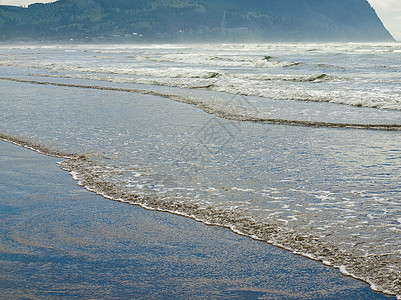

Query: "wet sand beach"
<box><xmin>0</xmin><ymin>140</ymin><xmax>395</xmax><ymax>299</ymax></box>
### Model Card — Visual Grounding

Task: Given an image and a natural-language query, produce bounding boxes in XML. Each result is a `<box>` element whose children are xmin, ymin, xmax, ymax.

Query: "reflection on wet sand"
<box><xmin>0</xmin><ymin>141</ymin><xmax>394</xmax><ymax>299</ymax></box>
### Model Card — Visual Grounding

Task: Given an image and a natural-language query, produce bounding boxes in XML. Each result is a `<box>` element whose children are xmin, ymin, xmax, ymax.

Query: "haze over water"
<box><xmin>0</xmin><ymin>43</ymin><xmax>400</xmax><ymax>298</ymax></box>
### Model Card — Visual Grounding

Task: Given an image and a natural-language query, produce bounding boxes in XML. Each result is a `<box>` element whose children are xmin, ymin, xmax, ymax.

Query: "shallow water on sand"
<box><xmin>0</xmin><ymin>140</ymin><xmax>396</xmax><ymax>299</ymax></box>
<box><xmin>0</xmin><ymin>43</ymin><xmax>400</xmax><ymax>298</ymax></box>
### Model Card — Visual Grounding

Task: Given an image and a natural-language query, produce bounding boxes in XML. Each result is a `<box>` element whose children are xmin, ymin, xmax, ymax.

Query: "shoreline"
<box><xmin>0</xmin><ymin>139</ymin><xmax>396</xmax><ymax>299</ymax></box>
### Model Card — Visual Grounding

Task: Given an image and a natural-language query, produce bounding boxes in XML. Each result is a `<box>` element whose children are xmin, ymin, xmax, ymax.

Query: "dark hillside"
<box><xmin>0</xmin><ymin>0</ymin><xmax>394</xmax><ymax>42</ymax></box>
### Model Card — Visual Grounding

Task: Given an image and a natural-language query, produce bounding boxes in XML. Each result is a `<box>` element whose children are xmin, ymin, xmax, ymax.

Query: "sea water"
<box><xmin>0</xmin><ymin>43</ymin><xmax>400</xmax><ymax>298</ymax></box>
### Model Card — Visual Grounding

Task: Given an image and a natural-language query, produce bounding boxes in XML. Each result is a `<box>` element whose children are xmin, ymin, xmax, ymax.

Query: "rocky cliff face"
<box><xmin>0</xmin><ymin>0</ymin><xmax>394</xmax><ymax>42</ymax></box>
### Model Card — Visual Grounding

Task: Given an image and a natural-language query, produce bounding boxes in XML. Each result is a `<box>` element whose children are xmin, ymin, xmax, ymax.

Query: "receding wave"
<box><xmin>1</xmin><ymin>77</ymin><xmax>401</xmax><ymax>131</ymax></box>
<box><xmin>53</xmin><ymin>145</ymin><xmax>401</xmax><ymax>300</ymax></box>
<box><xmin>1</xmin><ymin>129</ymin><xmax>400</xmax><ymax>299</ymax></box>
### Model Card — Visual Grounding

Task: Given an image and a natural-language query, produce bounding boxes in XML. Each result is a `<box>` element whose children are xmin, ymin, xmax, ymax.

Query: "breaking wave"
<box><xmin>1</xmin><ymin>45</ymin><xmax>400</xmax><ymax>111</ymax></box>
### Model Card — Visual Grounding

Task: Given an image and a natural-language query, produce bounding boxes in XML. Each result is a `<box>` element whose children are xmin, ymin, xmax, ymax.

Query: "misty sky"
<box><xmin>0</xmin><ymin>0</ymin><xmax>400</xmax><ymax>40</ymax></box>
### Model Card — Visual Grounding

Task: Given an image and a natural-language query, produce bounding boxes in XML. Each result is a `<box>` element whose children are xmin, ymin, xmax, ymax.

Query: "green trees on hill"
<box><xmin>0</xmin><ymin>0</ymin><xmax>394</xmax><ymax>42</ymax></box>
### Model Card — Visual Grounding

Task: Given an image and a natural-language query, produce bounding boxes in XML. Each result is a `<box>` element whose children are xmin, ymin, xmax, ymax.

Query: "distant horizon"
<box><xmin>0</xmin><ymin>0</ymin><xmax>400</xmax><ymax>40</ymax></box>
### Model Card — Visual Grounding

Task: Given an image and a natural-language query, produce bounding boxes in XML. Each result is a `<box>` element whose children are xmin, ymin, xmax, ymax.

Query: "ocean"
<box><xmin>0</xmin><ymin>43</ymin><xmax>400</xmax><ymax>298</ymax></box>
